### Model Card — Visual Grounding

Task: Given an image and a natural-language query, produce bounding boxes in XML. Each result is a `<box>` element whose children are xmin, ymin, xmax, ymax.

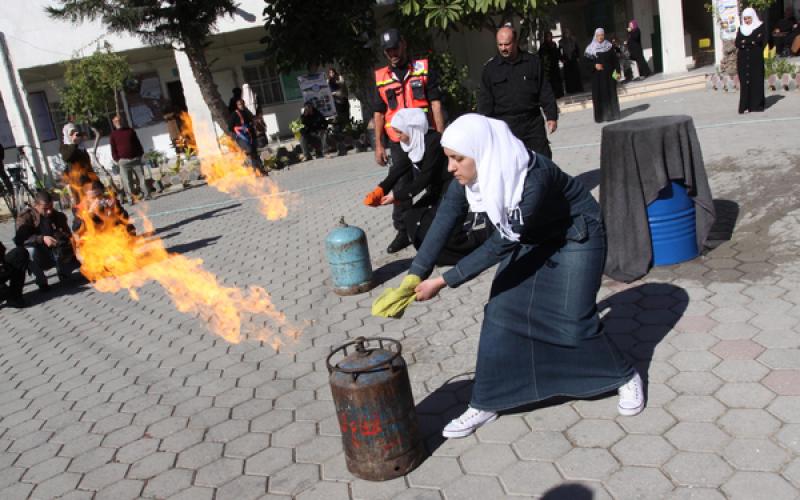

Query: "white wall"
<box><xmin>0</xmin><ymin>0</ymin><xmax>267</xmax><ymax>71</ymax></box>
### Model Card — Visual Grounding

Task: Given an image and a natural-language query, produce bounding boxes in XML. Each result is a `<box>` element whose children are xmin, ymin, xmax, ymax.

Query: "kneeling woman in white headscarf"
<box><xmin>408</xmin><ymin>114</ymin><xmax>643</xmax><ymax>438</ymax></box>
<box><xmin>364</xmin><ymin>108</ymin><xmax>492</xmax><ymax>264</ymax></box>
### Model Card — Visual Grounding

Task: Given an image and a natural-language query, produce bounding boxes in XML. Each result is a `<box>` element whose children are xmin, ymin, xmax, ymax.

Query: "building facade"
<box><xmin>1</xmin><ymin>0</ymin><xmax>796</xmax><ymax>185</ymax></box>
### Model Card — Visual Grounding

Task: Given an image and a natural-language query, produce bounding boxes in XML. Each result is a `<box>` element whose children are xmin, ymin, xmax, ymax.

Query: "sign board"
<box><xmin>717</xmin><ymin>0</ymin><xmax>740</xmax><ymax>41</ymax></box>
<box><xmin>297</xmin><ymin>73</ymin><xmax>336</xmax><ymax>118</ymax></box>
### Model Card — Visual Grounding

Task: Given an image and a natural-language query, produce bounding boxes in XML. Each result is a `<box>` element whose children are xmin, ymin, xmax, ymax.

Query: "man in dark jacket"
<box><xmin>110</xmin><ymin>114</ymin><xmax>151</xmax><ymax>202</ymax></box>
<box><xmin>478</xmin><ymin>25</ymin><xmax>558</xmax><ymax>158</ymax></box>
<box><xmin>14</xmin><ymin>191</ymin><xmax>80</xmax><ymax>291</ymax></box>
<box><xmin>0</xmin><ymin>241</ymin><xmax>27</xmax><ymax>308</ymax></box>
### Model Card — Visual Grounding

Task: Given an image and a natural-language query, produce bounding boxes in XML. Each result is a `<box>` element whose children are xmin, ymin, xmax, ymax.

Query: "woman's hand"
<box><xmin>595</xmin><ymin>63</ymin><xmax>604</xmax><ymax>70</ymax></box>
<box><xmin>380</xmin><ymin>193</ymin><xmax>395</xmax><ymax>205</ymax></box>
<box><xmin>415</xmin><ymin>276</ymin><xmax>446</xmax><ymax>301</ymax></box>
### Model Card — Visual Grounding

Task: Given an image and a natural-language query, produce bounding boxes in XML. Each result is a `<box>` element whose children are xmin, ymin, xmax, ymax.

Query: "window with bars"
<box><xmin>242</xmin><ymin>63</ymin><xmax>285</xmax><ymax>107</ymax></box>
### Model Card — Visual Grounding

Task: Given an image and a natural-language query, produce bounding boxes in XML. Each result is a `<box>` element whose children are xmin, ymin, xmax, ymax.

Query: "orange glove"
<box><xmin>363</xmin><ymin>186</ymin><xmax>384</xmax><ymax>207</ymax></box>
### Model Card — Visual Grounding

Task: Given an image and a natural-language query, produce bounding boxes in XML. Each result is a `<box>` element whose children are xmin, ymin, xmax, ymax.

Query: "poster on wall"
<box><xmin>297</xmin><ymin>73</ymin><xmax>336</xmax><ymax>118</ymax></box>
<box><xmin>125</xmin><ymin>72</ymin><xmax>164</xmax><ymax>128</ymax></box>
<box><xmin>717</xmin><ymin>0</ymin><xmax>739</xmax><ymax>41</ymax></box>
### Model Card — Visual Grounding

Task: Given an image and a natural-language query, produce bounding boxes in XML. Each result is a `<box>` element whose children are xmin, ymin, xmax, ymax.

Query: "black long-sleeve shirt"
<box><xmin>478</xmin><ymin>51</ymin><xmax>558</xmax><ymax>122</ymax></box>
<box><xmin>378</xmin><ymin>130</ymin><xmax>450</xmax><ymax>202</ymax></box>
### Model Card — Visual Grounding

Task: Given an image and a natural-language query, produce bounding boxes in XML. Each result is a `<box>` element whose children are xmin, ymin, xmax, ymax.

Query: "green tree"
<box><xmin>398</xmin><ymin>0</ymin><xmax>558</xmax><ymax>43</ymax></box>
<box><xmin>60</xmin><ymin>47</ymin><xmax>130</xmax><ymax>126</ymax></box>
<box><xmin>262</xmin><ymin>0</ymin><xmax>377</xmax><ymax>107</ymax></box>
<box><xmin>47</xmin><ymin>0</ymin><xmax>238</xmax><ymax>133</ymax></box>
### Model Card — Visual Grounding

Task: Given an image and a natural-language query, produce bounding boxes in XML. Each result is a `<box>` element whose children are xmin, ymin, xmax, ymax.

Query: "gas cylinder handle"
<box><xmin>326</xmin><ymin>337</ymin><xmax>403</xmax><ymax>375</ymax></box>
<box><xmin>337</xmin><ymin>216</ymin><xmax>347</xmax><ymax>226</ymax></box>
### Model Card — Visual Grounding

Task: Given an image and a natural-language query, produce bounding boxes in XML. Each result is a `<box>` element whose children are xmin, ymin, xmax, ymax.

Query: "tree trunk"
<box><xmin>721</xmin><ymin>39</ymin><xmax>738</xmax><ymax>76</ymax></box>
<box><xmin>182</xmin><ymin>40</ymin><xmax>231</xmax><ymax>136</ymax></box>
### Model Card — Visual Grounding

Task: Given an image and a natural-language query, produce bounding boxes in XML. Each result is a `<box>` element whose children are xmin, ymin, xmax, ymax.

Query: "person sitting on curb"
<box><xmin>14</xmin><ymin>191</ymin><xmax>80</xmax><ymax>291</ymax></box>
<box><xmin>0</xmin><ymin>241</ymin><xmax>28</xmax><ymax>309</ymax></box>
<box><xmin>299</xmin><ymin>102</ymin><xmax>330</xmax><ymax>160</ymax></box>
<box><xmin>72</xmin><ymin>180</ymin><xmax>135</xmax><ymax>237</ymax></box>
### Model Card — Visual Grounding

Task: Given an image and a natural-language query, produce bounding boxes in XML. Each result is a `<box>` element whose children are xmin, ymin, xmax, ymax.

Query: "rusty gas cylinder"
<box><xmin>326</xmin><ymin>337</ymin><xmax>425</xmax><ymax>481</ymax></box>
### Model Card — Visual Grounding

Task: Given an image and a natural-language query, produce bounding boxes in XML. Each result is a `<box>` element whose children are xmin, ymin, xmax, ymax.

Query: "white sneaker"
<box><xmin>442</xmin><ymin>407</ymin><xmax>498</xmax><ymax>438</ymax></box>
<box><xmin>618</xmin><ymin>372</ymin><xmax>645</xmax><ymax>416</ymax></box>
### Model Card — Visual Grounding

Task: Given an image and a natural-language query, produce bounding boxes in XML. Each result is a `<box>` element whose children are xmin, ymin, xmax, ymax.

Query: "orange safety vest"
<box><xmin>375</xmin><ymin>59</ymin><xmax>431</xmax><ymax>142</ymax></box>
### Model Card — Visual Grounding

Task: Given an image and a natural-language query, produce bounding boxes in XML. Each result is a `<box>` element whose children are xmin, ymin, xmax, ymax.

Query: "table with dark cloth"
<box><xmin>599</xmin><ymin>115</ymin><xmax>716</xmax><ymax>282</ymax></box>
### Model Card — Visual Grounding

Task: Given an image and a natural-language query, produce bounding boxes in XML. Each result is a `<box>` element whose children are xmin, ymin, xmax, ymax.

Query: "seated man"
<box><xmin>773</xmin><ymin>7</ymin><xmax>799</xmax><ymax>56</ymax></box>
<box><xmin>72</xmin><ymin>180</ymin><xmax>135</xmax><ymax>237</ymax></box>
<box><xmin>0</xmin><ymin>241</ymin><xmax>28</xmax><ymax>308</ymax></box>
<box><xmin>14</xmin><ymin>191</ymin><xmax>80</xmax><ymax>291</ymax></box>
<box><xmin>299</xmin><ymin>102</ymin><xmax>329</xmax><ymax>160</ymax></box>
<box><xmin>228</xmin><ymin>98</ymin><xmax>265</xmax><ymax>173</ymax></box>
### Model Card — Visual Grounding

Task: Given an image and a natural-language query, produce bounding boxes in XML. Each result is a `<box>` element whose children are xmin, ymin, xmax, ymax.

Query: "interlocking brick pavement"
<box><xmin>1</xmin><ymin>89</ymin><xmax>800</xmax><ymax>498</ymax></box>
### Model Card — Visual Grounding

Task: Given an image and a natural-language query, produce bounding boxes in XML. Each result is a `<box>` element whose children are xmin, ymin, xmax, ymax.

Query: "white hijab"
<box><xmin>440</xmin><ymin>114</ymin><xmax>531</xmax><ymax>242</ymax></box>
<box><xmin>585</xmin><ymin>28</ymin><xmax>613</xmax><ymax>57</ymax></box>
<box><xmin>739</xmin><ymin>8</ymin><xmax>763</xmax><ymax>37</ymax></box>
<box><xmin>391</xmin><ymin>108</ymin><xmax>428</xmax><ymax>163</ymax></box>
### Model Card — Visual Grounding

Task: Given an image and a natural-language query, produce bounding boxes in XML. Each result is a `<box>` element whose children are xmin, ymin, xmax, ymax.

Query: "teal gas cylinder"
<box><xmin>325</xmin><ymin>217</ymin><xmax>373</xmax><ymax>295</ymax></box>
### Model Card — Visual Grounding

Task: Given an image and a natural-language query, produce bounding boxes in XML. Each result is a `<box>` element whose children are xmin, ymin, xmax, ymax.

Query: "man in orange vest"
<box><xmin>371</xmin><ymin>29</ymin><xmax>445</xmax><ymax>254</ymax></box>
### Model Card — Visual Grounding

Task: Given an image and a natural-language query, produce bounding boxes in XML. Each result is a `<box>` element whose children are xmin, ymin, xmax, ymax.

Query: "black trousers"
<box><xmin>1</xmin><ymin>247</ymin><xmax>28</xmax><ymax>302</ymax></box>
<box><xmin>503</xmin><ymin>114</ymin><xmax>553</xmax><ymax>159</ymax></box>
<box><xmin>388</xmin><ymin>141</ymin><xmax>414</xmax><ymax>233</ymax></box>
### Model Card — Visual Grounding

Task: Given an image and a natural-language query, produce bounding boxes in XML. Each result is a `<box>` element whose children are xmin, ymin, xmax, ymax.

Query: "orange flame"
<box><xmin>178</xmin><ymin>111</ymin><xmax>290</xmax><ymax>220</ymax></box>
<box><xmin>71</xmin><ymin>184</ymin><xmax>299</xmax><ymax>348</ymax></box>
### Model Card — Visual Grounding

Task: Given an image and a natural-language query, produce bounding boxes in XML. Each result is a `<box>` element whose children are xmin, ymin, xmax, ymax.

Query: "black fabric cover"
<box><xmin>600</xmin><ymin>115</ymin><xmax>715</xmax><ymax>282</ymax></box>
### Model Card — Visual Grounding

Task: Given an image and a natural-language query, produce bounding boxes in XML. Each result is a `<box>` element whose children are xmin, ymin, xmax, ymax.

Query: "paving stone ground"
<box><xmin>1</xmin><ymin>89</ymin><xmax>800</xmax><ymax>499</ymax></box>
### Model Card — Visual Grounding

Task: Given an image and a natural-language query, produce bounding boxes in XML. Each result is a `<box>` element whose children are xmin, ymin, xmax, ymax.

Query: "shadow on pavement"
<box><xmin>152</xmin><ymin>203</ymin><xmax>241</xmax><ymax>235</ymax></box>
<box><xmin>21</xmin><ymin>275</ymin><xmax>91</xmax><ymax>308</ymax></box>
<box><xmin>765</xmin><ymin>94</ymin><xmax>785</xmax><ymax>110</ymax></box>
<box><xmin>598</xmin><ymin>282</ymin><xmax>688</xmax><ymax>400</ymax></box>
<box><xmin>575</xmin><ymin>168</ymin><xmax>600</xmax><ymax>192</ymax></box>
<box><xmin>705</xmin><ymin>198</ymin><xmax>739</xmax><ymax>252</ymax></box>
<box><xmin>165</xmin><ymin>235</ymin><xmax>222</xmax><ymax>255</ymax></box>
<box><xmin>372</xmin><ymin>258</ymin><xmax>412</xmax><ymax>287</ymax></box>
<box><xmin>542</xmin><ymin>483</ymin><xmax>594</xmax><ymax>499</ymax></box>
<box><xmin>416</xmin><ymin>375</ymin><xmax>473</xmax><ymax>455</ymax></box>
<box><xmin>619</xmin><ymin>103</ymin><xmax>650</xmax><ymax>120</ymax></box>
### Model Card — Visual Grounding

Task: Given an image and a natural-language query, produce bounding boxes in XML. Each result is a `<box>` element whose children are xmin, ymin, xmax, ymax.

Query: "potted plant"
<box><xmin>289</xmin><ymin>119</ymin><xmax>304</xmax><ymax>140</ymax></box>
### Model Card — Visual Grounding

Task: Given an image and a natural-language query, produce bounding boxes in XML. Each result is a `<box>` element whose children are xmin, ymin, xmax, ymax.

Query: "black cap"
<box><xmin>380</xmin><ymin>29</ymin><xmax>402</xmax><ymax>50</ymax></box>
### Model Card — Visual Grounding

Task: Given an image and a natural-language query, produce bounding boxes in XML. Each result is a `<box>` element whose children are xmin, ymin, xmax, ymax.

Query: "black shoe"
<box><xmin>387</xmin><ymin>232</ymin><xmax>411</xmax><ymax>254</ymax></box>
<box><xmin>37</xmin><ymin>282</ymin><xmax>50</xmax><ymax>292</ymax></box>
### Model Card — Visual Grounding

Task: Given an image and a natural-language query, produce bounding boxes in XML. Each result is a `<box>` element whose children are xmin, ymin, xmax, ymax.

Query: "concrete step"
<box><xmin>559</xmin><ymin>73</ymin><xmax>709</xmax><ymax>114</ymax></box>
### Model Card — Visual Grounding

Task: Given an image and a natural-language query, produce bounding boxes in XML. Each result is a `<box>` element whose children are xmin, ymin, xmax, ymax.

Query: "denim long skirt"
<box><xmin>470</xmin><ymin>217</ymin><xmax>634</xmax><ymax>412</ymax></box>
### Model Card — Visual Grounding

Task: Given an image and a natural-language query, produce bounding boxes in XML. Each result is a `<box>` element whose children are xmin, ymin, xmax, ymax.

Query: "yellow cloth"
<box><xmin>371</xmin><ymin>275</ymin><xmax>421</xmax><ymax>318</ymax></box>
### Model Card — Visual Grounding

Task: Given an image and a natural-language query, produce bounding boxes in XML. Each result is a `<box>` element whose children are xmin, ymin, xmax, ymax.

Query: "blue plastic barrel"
<box><xmin>325</xmin><ymin>217</ymin><xmax>374</xmax><ymax>295</ymax></box>
<box><xmin>647</xmin><ymin>182</ymin><xmax>698</xmax><ymax>266</ymax></box>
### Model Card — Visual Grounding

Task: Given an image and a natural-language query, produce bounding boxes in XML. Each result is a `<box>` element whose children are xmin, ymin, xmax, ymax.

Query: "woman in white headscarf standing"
<box><xmin>736</xmin><ymin>8</ymin><xmax>766</xmax><ymax>113</ymax></box>
<box><xmin>364</xmin><ymin>108</ymin><xmax>492</xmax><ymax>264</ymax></box>
<box><xmin>405</xmin><ymin>114</ymin><xmax>643</xmax><ymax>438</ymax></box>
<box><xmin>585</xmin><ymin>28</ymin><xmax>620</xmax><ymax>123</ymax></box>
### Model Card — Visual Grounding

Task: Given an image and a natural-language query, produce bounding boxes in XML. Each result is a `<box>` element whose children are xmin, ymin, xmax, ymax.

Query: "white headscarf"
<box><xmin>440</xmin><ymin>114</ymin><xmax>531</xmax><ymax>242</ymax></box>
<box><xmin>585</xmin><ymin>28</ymin><xmax>613</xmax><ymax>57</ymax></box>
<box><xmin>739</xmin><ymin>8</ymin><xmax>763</xmax><ymax>37</ymax></box>
<box><xmin>391</xmin><ymin>108</ymin><xmax>428</xmax><ymax>163</ymax></box>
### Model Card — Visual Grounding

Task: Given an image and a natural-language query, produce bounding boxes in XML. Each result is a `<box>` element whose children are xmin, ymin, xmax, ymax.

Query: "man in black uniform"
<box><xmin>478</xmin><ymin>25</ymin><xmax>558</xmax><ymax>158</ymax></box>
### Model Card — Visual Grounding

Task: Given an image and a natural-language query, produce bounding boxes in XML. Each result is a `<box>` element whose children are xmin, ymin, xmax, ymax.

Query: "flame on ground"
<box><xmin>70</xmin><ymin>185</ymin><xmax>299</xmax><ymax>348</ymax></box>
<box><xmin>178</xmin><ymin>111</ymin><xmax>291</xmax><ymax>220</ymax></box>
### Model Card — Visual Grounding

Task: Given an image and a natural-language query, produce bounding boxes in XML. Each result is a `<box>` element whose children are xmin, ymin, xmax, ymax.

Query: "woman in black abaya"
<box><xmin>585</xmin><ymin>28</ymin><xmax>620</xmax><ymax>123</ymax></box>
<box><xmin>559</xmin><ymin>28</ymin><xmax>583</xmax><ymax>94</ymax></box>
<box><xmin>539</xmin><ymin>31</ymin><xmax>564</xmax><ymax>99</ymax></box>
<box><xmin>736</xmin><ymin>8</ymin><xmax>766</xmax><ymax>114</ymax></box>
<box><xmin>626</xmin><ymin>20</ymin><xmax>651</xmax><ymax>79</ymax></box>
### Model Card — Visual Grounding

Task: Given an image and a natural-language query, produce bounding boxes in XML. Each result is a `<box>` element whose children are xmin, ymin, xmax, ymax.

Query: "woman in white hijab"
<box><xmin>585</xmin><ymin>27</ymin><xmax>620</xmax><ymax>122</ymax></box>
<box><xmin>364</xmin><ymin>109</ymin><xmax>492</xmax><ymax>262</ymax></box>
<box><xmin>406</xmin><ymin>114</ymin><xmax>642</xmax><ymax>438</ymax></box>
<box><xmin>736</xmin><ymin>7</ymin><xmax>766</xmax><ymax>113</ymax></box>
